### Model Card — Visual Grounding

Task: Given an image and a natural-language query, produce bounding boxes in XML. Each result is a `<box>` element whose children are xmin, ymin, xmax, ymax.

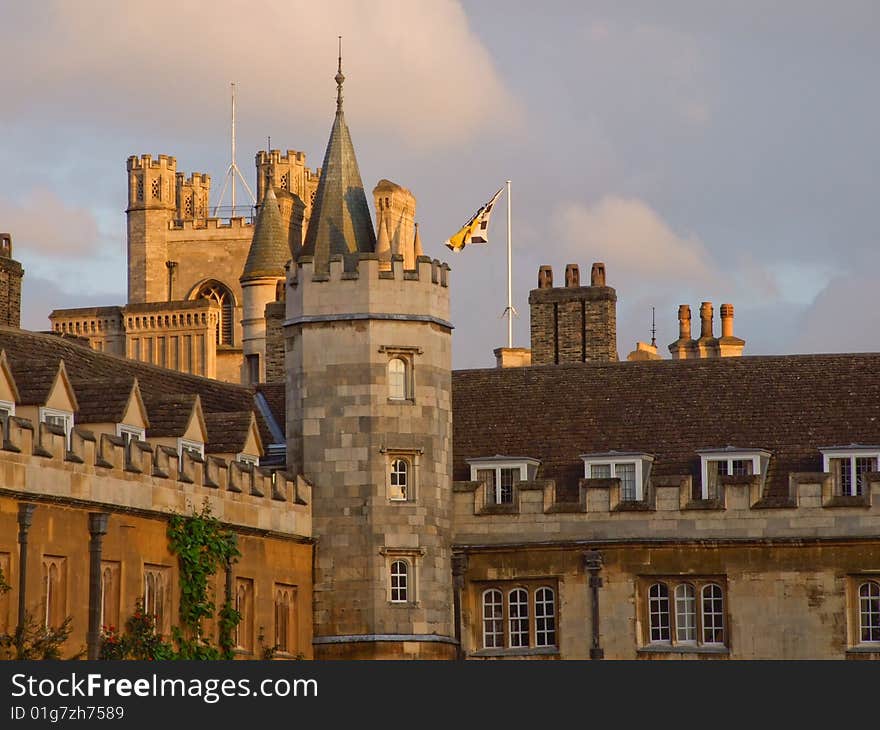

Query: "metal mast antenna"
<box><xmin>213</xmin><ymin>82</ymin><xmax>256</xmax><ymax>216</ymax></box>
<box><xmin>651</xmin><ymin>306</ymin><xmax>657</xmax><ymax>347</ymax></box>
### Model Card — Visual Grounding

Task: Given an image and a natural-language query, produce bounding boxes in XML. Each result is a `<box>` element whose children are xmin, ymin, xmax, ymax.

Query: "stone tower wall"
<box><xmin>286</xmin><ymin>253</ymin><xmax>455</xmax><ymax>658</ymax></box>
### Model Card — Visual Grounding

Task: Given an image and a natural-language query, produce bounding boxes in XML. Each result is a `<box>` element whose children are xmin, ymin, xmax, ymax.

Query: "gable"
<box><xmin>44</xmin><ymin>362</ymin><xmax>79</xmax><ymax>413</ymax></box>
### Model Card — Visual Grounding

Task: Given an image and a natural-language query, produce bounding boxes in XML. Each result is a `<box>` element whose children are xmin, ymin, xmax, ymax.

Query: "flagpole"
<box><xmin>506</xmin><ymin>179</ymin><xmax>512</xmax><ymax>348</ymax></box>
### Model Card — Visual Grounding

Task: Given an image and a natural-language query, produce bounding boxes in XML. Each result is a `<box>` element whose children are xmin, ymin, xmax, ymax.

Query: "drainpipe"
<box><xmin>16</xmin><ymin>503</ymin><xmax>36</xmax><ymax>633</ymax></box>
<box><xmin>87</xmin><ymin>513</ymin><xmax>110</xmax><ymax>659</ymax></box>
<box><xmin>452</xmin><ymin>552</ymin><xmax>468</xmax><ymax>660</ymax></box>
<box><xmin>583</xmin><ymin>550</ymin><xmax>604</xmax><ymax>659</ymax></box>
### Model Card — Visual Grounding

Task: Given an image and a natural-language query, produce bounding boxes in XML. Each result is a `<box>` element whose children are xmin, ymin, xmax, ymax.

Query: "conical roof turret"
<box><xmin>241</xmin><ymin>186</ymin><xmax>289</xmax><ymax>282</ymax></box>
<box><xmin>299</xmin><ymin>54</ymin><xmax>376</xmax><ymax>271</ymax></box>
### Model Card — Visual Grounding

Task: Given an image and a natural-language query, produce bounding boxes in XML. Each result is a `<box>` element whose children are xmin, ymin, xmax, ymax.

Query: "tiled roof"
<box><xmin>255</xmin><ymin>383</ymin><xmax>285</xmax><ymax>436</ymax></box>
<box><xmin>204</xmin><ymin>411</ymin><xmax>255</xmax><ymax>454</ymax></box>
<box><xmin>74</xmin><ymin>377</ymin><xmax>137</xmax><ymax>424</ymax></box>
<box><xmin>241</xmin><ymin>187</ymin><xmax>289</xmax><ymax>281</ymax></box>
<box><xmin>0</xmin><ymin>327</ymin><xmax>275</xmax><ymax>450</ymax></box>
<box><xmin>451</xmin><ymin>354</ymin><xmax>880</xmax><ymax>504</ymax></box>
<box><xmin>144</xmin><ymin>393</ymin><xmax>198</xmax><ymax>438</ymax></box>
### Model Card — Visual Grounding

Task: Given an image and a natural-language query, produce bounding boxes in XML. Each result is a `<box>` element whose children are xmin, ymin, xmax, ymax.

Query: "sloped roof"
<box><xmin>451</xmin><ymin>354</ymin><xmax>880</xmax><ymax>505</ymax></box>
<box><xmin>75</xmin><ymin>376</ymin><xmax>137</xmax><ymax>424</ymax></box>
<box><xmin>0</xmin><ymin>327</ymin><xmax>278</xmax><ymax>449</ymax></box>
<box><xmin>299</xmin><ymin>73</ymin><xmax>375</xmax><ymax>271</ymax></box>
<box><xmin>144</xmin><ymin>393</ymin><xmax>200</xmax><ymax>439</ymax></box>
<box><xmin>241</xmin><ymin>187</ymin><xmax>289</xmax><ymax>281</ymax></box>
<box><xmin>204</xmin><ymin>410</ymin><xmax>259</xmax><ymax>454</ymax></box>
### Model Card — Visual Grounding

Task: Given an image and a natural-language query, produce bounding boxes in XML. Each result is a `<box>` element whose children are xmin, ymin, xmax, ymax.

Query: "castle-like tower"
<box><xmin>286</xmin><ymin>60</ymin><xmax>456</xmax><ymax>659</ymax></box>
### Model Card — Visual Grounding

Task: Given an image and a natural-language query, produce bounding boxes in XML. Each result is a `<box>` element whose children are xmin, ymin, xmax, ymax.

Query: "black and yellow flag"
<box><xmin>444</xmin><ymin>188</ymin><xmax>503</xmax><ymax>251</ymax></box>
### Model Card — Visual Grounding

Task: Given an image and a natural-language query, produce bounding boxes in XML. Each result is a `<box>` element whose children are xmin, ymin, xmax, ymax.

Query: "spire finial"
<box><xmin>335</xmin><ymin>36</ymin><xmax>345</xmax><ymax>112</ymax></box>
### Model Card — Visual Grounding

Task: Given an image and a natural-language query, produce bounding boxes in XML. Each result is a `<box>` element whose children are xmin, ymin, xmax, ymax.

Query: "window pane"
<box><xmin>482</xmin><ymin>590</ymin><xmax>503</xmax><ymax>648</ymax></box>
<box><xmin>615</xmin><ymin>462</ymin><xmax>637</xmax><ymax>501</ymax></box>
<box><xmin>731</xmin><ymin>459</ymin><xmax>753</xmax><ymax>476</ymax></box>
<box><xmin>508</xmin><ymin>589</ymin><xmax>529</xmax><ymax>648</ymax></box>
<box><xmin>648</xmin><ymin>583</ymin><xmax>670</xmax><ymax>642</ymax></box>
<box><xmin>591</xmin><ymin>464</ymin><xmax>611</xmax><ymax>479</ymax></box>
<box><xmin>535</xmin><ymin>587</ymin><xmax>556</xmax><ymax>647</ymax></box>
<box><xmin>701</xmin><ymin>584</ymin><xmax>725</xmax><ymax>644</ymax></box>
<box><xmin>390</xmin><ymin>458</ymin><xmax>408</xmax><ymax>501</ymax></box>
<box><xmin>674</xmin><ymin>584</ymin><xmax>696</xmax><ymax>643</ymax></box>
<box><xmin>855</xmin><ymin>457</ymin><xmax>876</xmax><ymax>497</ymax></box>
<box><xmin>860</xmin><ymin>581</ymin><xmax>880</xmax><ymax>643</ymax></box>
<box><xmin>388</xmin><ymin>358</ymin><xmax>406</xmax><ymax>400</ymax></box>
<box><xmin>831</xmin><ymin>457</ymin><xmax>852</xmax><ymax>496</ymax></box>
<box><xmin>390</xmin><ymin>561</ymin><xmax>408</xmax><ymax>603</ymax></box>
<box><xmin>499</xmin><ymin>469</ymin><xmax>518</xmax><ymax>504</ymax></box>
<box><xmin>477</xmin><ymin>469</ymin><xmax>496</xmax><ymax>504</ymax></box>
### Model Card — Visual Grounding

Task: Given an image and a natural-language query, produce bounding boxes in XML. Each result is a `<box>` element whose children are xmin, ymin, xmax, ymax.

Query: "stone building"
<box><xmin>5</xmin><ymin>59</ymin><xmax>880</xmax><ymax>660</ymax></box>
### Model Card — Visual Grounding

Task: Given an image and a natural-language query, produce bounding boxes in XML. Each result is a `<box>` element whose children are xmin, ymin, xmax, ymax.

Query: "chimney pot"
<box><xmin>700</xmin><ymin>301</ymin><xmax>714</xmax><ymax>338</ymax></box>
<box><xmin>590</xmin><ymin>262</ymin><xmax>606</xmax><ymax>287</ymax></box>
<box><xmin>564</xmin><ymin>264</ymin><xmax>580</xmax><ymax>288</ymax></box>
<box><xmin>678</xmin><ymin>304</ymin><xmax>692</xmax><ymax>339</ymax></box>
<box><xmin>720</xmin><ymin>303</ymin><xmax>734</xmax><ymax>338</ymax></box>
<box><xmin>538</xmin><ymin>265</ymin><xmax>553</xmax><ymax>289</ymax></box>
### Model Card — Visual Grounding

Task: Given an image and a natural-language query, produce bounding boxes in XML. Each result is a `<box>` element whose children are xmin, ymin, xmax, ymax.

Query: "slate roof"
<box><xmin>451</xmin><ymin>354</ymin><xmax>880</xmax><ymax>505</ymax></box>
<box><xmin>144</xmin><ymin>393</ymin><xmax>198</xmax><ymax>438</ymax></box>
<box><xmin>75</xmin><ymin>377</ymin><xmax>138</xmax><ymax>424</ymax></box>
<box><xmin>0</xmin><ymin>327</ymin><xmax>279</xmax><ymax>450</ymax></box>
<box><xmin>204</xmin><ymin>411</ymin><xmax>256</xmax><ymax>454</ymax></box>
<box><xmin>299</xmin><ymin>71</ymin><xmax>376</xmax><ymax>271</ymax></box>
<box><xmin>241</xmin><ymin>187</ymin><xmax>289</xmax><ymax>281</ymax></box>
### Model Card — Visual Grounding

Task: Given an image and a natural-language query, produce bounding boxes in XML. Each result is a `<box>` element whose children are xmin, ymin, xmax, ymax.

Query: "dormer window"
<box><xmin>467</xmin><ymin>457</ymin><xmax>540</xmax><ymax>506</ymax></box>
<box><xmin>178</xmin><ymin>438</ymin><xmax>204</xmax><ymax>460</ymax></box>
<box><xmin>40</xmin><ymin>407</ymin><xmax>74</xmax><ymax>450</ymax></box>
<box><xmin>117</xmin><ymin>424</ymin><xmax>146</xmax><ymax>446</ymax></box>
<box><xmin>581</xmin><ymin>452</ymin><xmax>654</xmax><ymax>501</ymax></box>
<box><xmin>0</xmin><ymin>399</ymin><xmax>15</xmax><ymax>433</ymax></box>
<box><xmin>696</xmin><ymin>448</ymin><xmax>770</xmax><ymax>500</ymax></box>
<box><xmin>820</xmin><ymin>446</ymin><xmax>880</xmax><ymax>497</ymax></box>
<box><xmin>237</xmin><ymin>453</ymin><xmax>259</xmax><ymax>467</ymax></box>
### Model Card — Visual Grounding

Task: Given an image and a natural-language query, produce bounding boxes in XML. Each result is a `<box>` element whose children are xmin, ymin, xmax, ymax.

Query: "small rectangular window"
<box><xmin>615</xmin><ymin>462</ymin><xmax>637</xmax><ymax>501</ymax></box>
<box><xmin>590</xmin><ymin>464</ymin><xmax>611</xmax><ymax>479</ymax></box>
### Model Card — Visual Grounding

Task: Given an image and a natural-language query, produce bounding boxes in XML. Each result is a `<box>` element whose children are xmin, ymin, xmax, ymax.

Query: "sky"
<box><xmin>1</xmin><ymin>0</ymin><xmax>878</xmax><ymax>369</ymax></box>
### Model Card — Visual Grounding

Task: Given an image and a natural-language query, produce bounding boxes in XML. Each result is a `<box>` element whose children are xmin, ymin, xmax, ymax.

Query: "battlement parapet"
<box><xmin>127</xmin><ymin>154</ymin><xmax>177</xmax><ymax>172</ymax></box>
<box><xmin>170</xmin><ymin>217</ymin><xmax>255</xmax><ymax>232</ymax></box>
<box><xmin>1</xmin><ymin>416</ymin><xmax>310</xmax><ymax>537</ymax></box>
<box><xmin>256</xmin><ymin>149</ymin><xmax>308</xmax><ymax>166</ymax></box>
<box><xmin>286</xmin><ymin>253</ymin><xmax>451</xmax><ymax>327</ymax></box>
<box><xmin>177</xmin><ymin>172</ymin><xmax>211</xmax><ymax>187</ymax></box>
<box><xmin>452</xmin><ymin>473</ymin><xmax>880</xmax><ymax>545</ymax></box>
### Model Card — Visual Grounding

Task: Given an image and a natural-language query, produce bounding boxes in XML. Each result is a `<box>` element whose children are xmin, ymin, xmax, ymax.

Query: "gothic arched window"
<box><xmin>194</xmin><ymin>280</ymin><xmax>235</xmax><ymax>346</ymax></box>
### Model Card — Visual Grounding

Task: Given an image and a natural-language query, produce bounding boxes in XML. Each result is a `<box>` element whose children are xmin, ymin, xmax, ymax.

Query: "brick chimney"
<box><xmin>0</xmin><ymin>234</ymin><xmax>23</xmax><ymax>328</ymax></box>
<box><xmin>529</xmin><ymin>262</ymin><xmax>618</xmax><ymax>365</ymax></box>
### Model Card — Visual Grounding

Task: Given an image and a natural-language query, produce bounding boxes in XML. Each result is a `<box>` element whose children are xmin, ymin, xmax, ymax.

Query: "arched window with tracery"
<box><xmin>193</xmin><ymin>280</ymin><xmax>235</xmax><ymax>346</ymax></box>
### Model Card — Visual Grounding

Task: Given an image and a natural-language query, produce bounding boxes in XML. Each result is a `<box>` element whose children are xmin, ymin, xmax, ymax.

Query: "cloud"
<box><xmin>791</xmin><ymin>271</ymin><xmax>880</xmax><ymax>354</ymax></box>
<box><xmin>0</xmin><ymin>0</ymin><xmax>518</xmax><ymax>150</ymax></box>
<box><xmin>0</xmin><ymin>189</ymin><xmax>101</xmax><ymax>257</ymax></box>
<box><xmin>555</xmin><ymin>197</ymin><xmax>717</xmax><ymax>285</ymax></box>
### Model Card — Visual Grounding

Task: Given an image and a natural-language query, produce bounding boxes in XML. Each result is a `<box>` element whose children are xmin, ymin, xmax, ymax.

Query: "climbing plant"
<box><xmin>98</xmin><ymin>500</ymin><xmax>241</xmax><ymax>660</ymax></box>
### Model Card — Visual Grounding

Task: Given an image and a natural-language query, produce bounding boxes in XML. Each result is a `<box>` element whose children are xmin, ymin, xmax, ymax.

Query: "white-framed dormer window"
<box><xmin>467</xmin><ymin>457</ymin><xmax>540</xmax><ymax>506</ymax></box>
<box><xmin>39</xmin><ymin>407</ymin><xmax>74</xmax><ymax>450</ymax></box>
<box><xmin>117</xmin><ymin>424</ymin><xmax>146</xmax><ymax>446</ymax></box>
<box><xmin>820</xmin><ymin>446</ymin><xmax>880</xmax><ymax>497</ymax></box>
<box><xmin>177</xmin><ymin>438</ymin><xmax>205</xmax><ymax>460</ymax></box>
<box><xmin>0</xmin><ymin>399</ymin><xmax>15</xmax><ymax>436</ymax></box>
<box><xmin>581</xmin><ymin>452</ymin><xmax>654</xmax><ymax>501</ymax></box>
<box><xmin>237</xmin><ymin>453</ymin><xmax>260</xmax><ymax>467</ymax></box>
<box><xmin>696</xmin><ymin>448</ymin><xmax>771</xmax><ymax>500</ymax></box>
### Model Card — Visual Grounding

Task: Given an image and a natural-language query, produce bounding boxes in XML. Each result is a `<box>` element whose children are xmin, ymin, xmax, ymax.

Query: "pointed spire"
<box><xmin>300</xmin><ymin>49</ymin><xmax>376</xmax><ymax>272</ymax></box>
<box><xmin>241</xmin><ymin>186</ymin><xmax>288</xmax><ymax>282</ymax></box>
<box><xmin>413</xmin><ymin>222</ymin><xmax>424</xmax><ymax>258</ymax></box>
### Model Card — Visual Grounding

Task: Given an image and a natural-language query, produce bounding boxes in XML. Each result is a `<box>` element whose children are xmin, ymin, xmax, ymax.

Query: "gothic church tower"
<box><xmin>286</xmin><ymin>58</ymin><xmax>456</xmax><ymax>659</ymax></box>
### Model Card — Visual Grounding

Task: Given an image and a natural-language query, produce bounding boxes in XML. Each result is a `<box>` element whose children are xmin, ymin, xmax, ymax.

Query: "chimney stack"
<box><xmin>699</xmin><ymin>301</ymin><xmax>714</xmax><ymax>339</ymax></box>
<box><xmin>717</xmin><ymin>302</ymin><xmax>745</xmax><ymax>357</ymax></box>
<box><xmin>591</xmin><ymin>262</ymin><xmax>606</xmax><ymax>287</ymax></box>
<box><xmin>565</xmin><ymin>264</ymin><xmax>580</xmax><ymax>288</ymax></box>
<box><xmin>0</xmin><ymin>234</ymin><xmax>23</xmax><ymax>329</ymax></box>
